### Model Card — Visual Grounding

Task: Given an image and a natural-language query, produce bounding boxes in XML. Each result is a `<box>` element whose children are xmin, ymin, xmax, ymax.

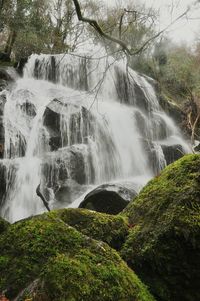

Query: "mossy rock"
<box><xmin>0</xmin><ymin>213</ymin><xmax>155</xmax><ymax>301</ymax></box>
<box><xmin>49</xmin><ymin>208</ymin><xmax>129</xmax><ymax>250</ymax></box>
<box><xmin>0</xmin><ymin>217</ymin><xmax>9</xmax><ymax>235</ymax></box>
<box><xmin>121</xmin><ymin>154</ymin><xmax>200</xmax><ymax>301</ymax></box>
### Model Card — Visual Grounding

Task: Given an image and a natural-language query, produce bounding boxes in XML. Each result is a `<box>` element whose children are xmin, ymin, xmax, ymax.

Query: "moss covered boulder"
<box><xmin>0</xmin><ymin>217</ymin><xmax>9</xmax><ymax>235</ymax></box>
<box><xmin>121</xmin><ymin>154</ymin><xmax>200</xmax><ymax>301</ymax></box>
<box><xmin>0</xmin><ymin>212</ymin><xmax>155</xmax><ymax>301</ymax></box>
<box><xmin>49</xmin><ymin>208</ymin><xmax>129</xmax><ymax>250</ymax></box>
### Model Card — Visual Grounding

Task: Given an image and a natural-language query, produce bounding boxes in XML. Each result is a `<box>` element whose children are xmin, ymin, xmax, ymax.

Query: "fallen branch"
<box><xmin>36</xmin><ymin>184</ymin><xmax>51</xmax><ymax>212</ymax></box>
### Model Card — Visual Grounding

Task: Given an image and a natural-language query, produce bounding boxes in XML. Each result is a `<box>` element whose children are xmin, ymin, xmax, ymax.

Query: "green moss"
<box><xmin>0</xmin><ymin>213</ymin><xmax>155</xmax><ymax>301</ymax></box>
<box><xmin>48</xmin><ymin>208</ymin><xmax>129</xmax><ymax>250</ymax></box>
<box><xmin>38</xmin><ymin>251</ymin><xmax>155</xmax><ymax>301</ymax></box>
<box><xmin>0</xmin><ymin>217</ymin><xmax>9</xmax><ymax>235</ymax></box>
<box><xmin>121</xmin><ymin>154</ymin><xmax>200</xmax><ymax>301</ymax></box>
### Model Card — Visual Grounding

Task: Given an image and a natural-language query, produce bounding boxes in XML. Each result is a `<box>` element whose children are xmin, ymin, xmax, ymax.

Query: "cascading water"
<box><xmin>0</xmin><ymin>53</ymin><xmax>191</xmax><ymax>222</ymax></box>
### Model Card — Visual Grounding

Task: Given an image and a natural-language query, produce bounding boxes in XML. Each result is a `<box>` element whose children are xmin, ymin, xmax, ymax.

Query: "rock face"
<box><xmin>0</xmin><ymin>210</ymin><xmax>155</xmax><ymax>301</ymax></box>
<box><xmin>15</xmin><ymin>57</ymin><xmax>28</xmax><ymax>76</ymax></box>
<box><xmin>0</xmin><ymin>68</ymin><xmax>15</xmax><ymax>158</ymax></box>
<box><xmin>43</xmin><ymin>99</ymin><xmax>94</xmax><ymax>151</ymax></box>
<box><xmin>159</xmin><ymin>94</ymin><xmax>185</xmax><ymax>126</ymax></box>
<box><xmin>79</xmin><ymin>183</ymin><xmax>137</xmax><ymax>214</ymax></box>
<box><xmin>161</xmin><ymin>144</ymin><xmax>184</xmax><ymax>165</ymax></box>
<box><xmin>42</xmin><ymin>146</ymin><xmax>92</xmax><ymax>206</ymax></box>
<box><xmin>194</xmin><ymin>141</ymin><xmax>200</xmax><ymax>152</ymax></box>
<box><xmin>0</xmin><ymin>163</ymin><xmax>6</xmax><ymax>206</ymax></box>
<box><xmin>0</xmin><ymin>53</ymin><xmax>10</xmax><ymax>62</ymax></box>
<box><xmin>121</xmin><ymin>154</ymin><xmax>200</xmax><ymax>301</ymax></box>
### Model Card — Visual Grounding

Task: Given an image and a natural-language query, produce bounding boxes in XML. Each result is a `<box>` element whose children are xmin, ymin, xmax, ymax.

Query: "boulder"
<box><xmin>0</xmin><ymin>210</ymin><xmax>155</xmax><ymax>301</ymax></box>
<box><xmin>34</xmin><ymin>56</ymin><xmax>56</xmax><ymax>82</ymax></box>
<box><xmin>49</xmin><ymin>208</ymin><xmax>129</xmax><ymax>250</ymax></box>
<box><xmin>161</xmin><ymin>143</ymin><xmax>184</xmax><ymax>165</ymax></box>
<box><xmin>0</xmin><ymin>52</ymin><xmax>10</xmax><ymax>62</ymax></box>
<box><xmin>0</xmin><ymin>68</ymin><xmax>14</xmax><ymax>92</ymax></box>
<box><xmin>43</xmin><ymin>99</ymin><xmax>94</xmax><ymax>151</ymax></box>
<box><xmin>0</xmin><ymin>217</ymin><xmax>9</xmax><ymax>235</ymax></box>
<box><xmin>121</xmin><ymin>154</ymin><xmax>200</xmax><ymax>301</ymax></box>
<box><xmin>15</xmin><ymin>57</ymin><xmax>28</xmax><ymax>76</ymax></box>
<box><xmin>0</xmin><ymin>68</ymin><xmax>16</xmax><ymax>157</ymax></box>
<box><xmin>79</xmin><ymin>183</ymin><xmax>137</xmax><ymax>214</ymax></box>
<box><xmin>43</xmin><ymin>145</ymin><xmax>90</xmax><ymax>187</ymax></box>
<box><xmin>114</xmin><ymin>65</ymin><xmax>149</xmax><ymax>111</ymax></box>
<box><xmin>194</xmin><ymin>141</ymin><xmax>200</xmax><ymax>153</ymax></box>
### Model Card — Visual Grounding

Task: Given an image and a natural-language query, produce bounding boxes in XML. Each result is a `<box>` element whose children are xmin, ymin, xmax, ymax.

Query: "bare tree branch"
<box><xmin>72</xmin><ymin>0</ymin><xmax>193</xmax><ymax>56</ymax></box>
<box><xmin>72</xmin><ymin>0</ymin><xmax>134</xmax><ymax>54</ymax></box>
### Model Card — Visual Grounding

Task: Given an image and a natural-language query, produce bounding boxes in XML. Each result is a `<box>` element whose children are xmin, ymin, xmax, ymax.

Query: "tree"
<box><xmin>154</xmin><ymin>44</ymin><xmax>200</xmax><ymax>143</ymax></box>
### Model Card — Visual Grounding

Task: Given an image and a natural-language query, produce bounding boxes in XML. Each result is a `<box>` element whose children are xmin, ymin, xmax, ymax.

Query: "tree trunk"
<box><xmin>191</xmin><ymin>113</ymin><xmax>200</xmax><ymax>145</ymax></box>
<box><xmin>4</xmin><ymin>30</ymin><xmax>17</xmax><ymax>57</ymax></box>
<box><xmin>0</xmin><ymin>0</ymin><xmax>4</xmax><ymax>13</ymax></box>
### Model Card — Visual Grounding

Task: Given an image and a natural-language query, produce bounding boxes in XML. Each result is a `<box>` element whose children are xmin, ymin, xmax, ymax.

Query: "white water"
<box><xmin>0</xmin><ymin>53</ymin><xmax>191</xmax><ymax>222</ymax></box>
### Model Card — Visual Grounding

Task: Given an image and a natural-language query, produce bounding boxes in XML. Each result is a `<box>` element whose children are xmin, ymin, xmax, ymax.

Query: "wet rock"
<box><xmin>0</xmin><ymin>52</ymin><xmax>10</xmax><ymax>62</ymax></box>
<box><xmin>79</xmin><ymin>183</ymin><xmax>137</xmax><ymax>215</ymax></box>
<box><xmin>34</xmin><ymin>55</ymin><xmax>89</xmax><ymax>90</ymax></box>
<box><xmin>43</xmin><ymin>105</ymin><xmax>61</xmax><ymax>151</ymax></box>
<box><xmin>161</xmin><ymin>144</ymin><xmax>184</xmax><ymax>165</ymax></box>
<box><xmin>159</xmin><ymin>94</ymin><xmax>185</xmax><ymax>126</ymax></box>
<box><xmin>0</xmin><ymin>69</ymin><xmax>12</xmax><ymax>82</ymax></box>
<box><xmin>140</xmin><ymin>139</ymin><xmax>165</xmax><ymax>174</ymax></box>
<box><xmin>43</xmin><ymin>98</ymin><xmax>94</xmax><ymax>151</ymax></box>
<box><xmin>0</xmin><ymin>163</ymin><xmax>7</xmax><ymax>207</ymax></box>
<box><xmin>134</xmin><ymin>110</ymin><xmax>168</xmax><ymax>141</ymax></box>
<box><xmin>43</xmin><ymin>146</ymin><xmax>88</xmax><ymax>186</ymax></box>
<box><xmin>15</xmin><ymin>57</ymin><xmax>28</xmax><ymax>76</ymax></box>
<box><xmin>194</xmin><ymin>141</ymin><xmax>200</xmax><ymax>153</ymax></box>
<box><xmin>134</xmin><ymin>110</ymin><xmax>148</xmax><ymax>138</ymax></box>
<box><xmin>42</xmin><ymin>145</ymin><xmax>93</xmax><ymax>206</ymax></box>
<box><xmin>20</xmin><ymin>100</ymin><xmax>36</xmax><ymax>117</ymax></box>
<box><xmin>0</xmin><ymin>90</ymin><xmax>7</xmax><ymax>157</ymax></box>
<box><xmin>114</xmin><ymin>65</ymin><xmax>149</xmax><ymax>111</ymax></box>
<box><xmin>0</xmin><ymin>68</ymin><xmax>14</xmax><ymax>92</ymax></box>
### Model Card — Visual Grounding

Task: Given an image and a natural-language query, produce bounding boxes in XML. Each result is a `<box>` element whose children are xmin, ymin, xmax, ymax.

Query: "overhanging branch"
<box><xmin>72</xmin><ymin>0</ymin><xmax>193</xmax><ymax>56</ymax></box>
<box><xmin>72</xmin><ymin>0</ymin><xmax>132</xmax><ymax>55</ymax></box>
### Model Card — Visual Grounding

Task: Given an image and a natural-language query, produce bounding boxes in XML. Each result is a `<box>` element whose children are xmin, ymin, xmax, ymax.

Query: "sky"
<box><xmin>105</xmin><ymin>0</ymin><xmax>200</xmax><ymax>45</ymax></box>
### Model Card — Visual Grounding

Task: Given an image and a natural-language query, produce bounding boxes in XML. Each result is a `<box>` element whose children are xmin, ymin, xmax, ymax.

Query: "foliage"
<box><xmin>87</xmin><ymin>0</ymin><xmax>157</xmax><ymax>58</ymax></box>
<box><xmin>0</xmin><ymin>0</ymin><xmax>82</xmax><ymax>59</ymax></box>
<box><xmin>121</xmin><ymin>154</ymin><xmax>200</xmax><ymax>301</ymax></box>
<box><xmin>0</xmin><ymin>0</ymin><xmax>158</xmax><ymax>62</ymax></box>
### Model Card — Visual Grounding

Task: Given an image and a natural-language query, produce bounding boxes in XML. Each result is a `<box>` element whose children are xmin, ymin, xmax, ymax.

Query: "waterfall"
<box><xmin>0</xmin><ymin>53</ymin><xmax>191</xmax><ymax>222</ymax></box>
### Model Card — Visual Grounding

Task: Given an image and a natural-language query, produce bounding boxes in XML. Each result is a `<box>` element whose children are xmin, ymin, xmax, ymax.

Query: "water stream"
<box><xmin>0</xmin><ymin>53</ymin><xmax>191</xmax><ymax>222</ymax></box>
